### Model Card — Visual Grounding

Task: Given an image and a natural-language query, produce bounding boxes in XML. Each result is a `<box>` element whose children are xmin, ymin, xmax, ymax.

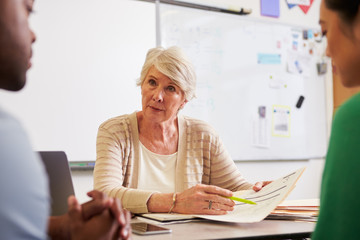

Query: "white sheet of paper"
<box><xmin>195</xmin><ymin>167</ymin><xmax>305</xmax><ymax>223</ymax></box>
<box><xmin>142</xmin><ymin>167</ymin><xmax>305</xmax><ymax>223</ymax></box>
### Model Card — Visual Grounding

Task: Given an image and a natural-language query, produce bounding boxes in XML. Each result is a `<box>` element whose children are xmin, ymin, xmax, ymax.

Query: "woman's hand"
<box><xmin>252</xmin><ymin>181</ymin><xmax>272</xmax><ymax>191</ymax></box>
<box><xmin>173</xmin><ymin>184</ymin><xmax>235</xmax><ymax>215</ymax></box>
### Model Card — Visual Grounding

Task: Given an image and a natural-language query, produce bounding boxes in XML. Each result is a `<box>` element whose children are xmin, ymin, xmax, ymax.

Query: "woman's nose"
<box><xmin>152</xmin><ymin>88</ymin><xmax>164</xmax><ymax>102</ymax></box>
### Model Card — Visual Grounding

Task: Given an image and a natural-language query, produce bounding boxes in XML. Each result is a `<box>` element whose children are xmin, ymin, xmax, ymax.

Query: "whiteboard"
<box><xmin>159</xmin><ymin>3</ymin><xmax>328</xmax><ymax>160</ymax></box>
<box><xmin>0</xmin><ymin>0</ymin><xmax>155</xmax><ymax>161</ymax></box>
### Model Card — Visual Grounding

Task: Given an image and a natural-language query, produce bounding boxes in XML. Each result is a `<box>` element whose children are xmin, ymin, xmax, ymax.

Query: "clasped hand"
<box><xmin>49</xmin><ymin>190</ymin><xmax>131</xmax><ymax>240</ymax></box>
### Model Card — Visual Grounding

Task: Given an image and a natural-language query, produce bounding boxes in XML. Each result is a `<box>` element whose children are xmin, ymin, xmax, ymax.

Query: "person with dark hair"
<box><xmin>0</xmin><ymin>0</ymin><xmax>131</xmax><ymax>239</ymax></box>
<box><xmin>312</xmin><ymin>0</ymin><xmax>360</xmax><ymax>239</ymax></box>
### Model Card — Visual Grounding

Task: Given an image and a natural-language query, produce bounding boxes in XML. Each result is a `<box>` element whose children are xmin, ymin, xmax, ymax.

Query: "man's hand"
<box><xmin>72</xmin><ymin>190</ymin><xmax>132</xmax><ymax>240</ymax></box>
<box><xmin>67</xmin><ymin>195</ymin><xmax>119</xmax><ymax>240</ymax></box>
<box><xmin>48</xmin><ymin>190</ymin><xmax>131</xmax><ymax>240</ymax></box>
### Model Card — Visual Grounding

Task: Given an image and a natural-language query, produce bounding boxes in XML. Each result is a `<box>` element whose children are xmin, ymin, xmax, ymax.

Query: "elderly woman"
<box><xmin>312</xmin><ymin>0</ymin><xmax>360</xmax><ymax>239</ymax></box>
<box><xmin>94</xmin><ymin>46</ymin><xmax>269</xmax><ymax>215</ymax></box>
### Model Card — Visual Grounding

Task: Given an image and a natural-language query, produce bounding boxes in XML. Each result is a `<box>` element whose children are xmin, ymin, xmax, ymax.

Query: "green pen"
<box><xmin>225</xmin><ymin>196</ymin><xmax>257</xmax><ymax>205</ymax></box>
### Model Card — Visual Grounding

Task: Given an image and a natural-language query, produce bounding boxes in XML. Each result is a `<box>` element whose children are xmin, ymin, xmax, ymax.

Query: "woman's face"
<box><xmin>141</xmin><ymin>66</ymin><xmax>187</xmax><ymax>124</ymax></box>
<box><xmin>319</xmin><ymin>0</ymin><xmax>360</xmax><ymax>87</ymax></box>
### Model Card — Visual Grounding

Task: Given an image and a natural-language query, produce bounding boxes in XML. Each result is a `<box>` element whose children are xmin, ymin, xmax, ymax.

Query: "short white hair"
<box><xmin>137</xmin><ymin>46</ymin><xmax>196</xmax><ymax>101</ymax></box>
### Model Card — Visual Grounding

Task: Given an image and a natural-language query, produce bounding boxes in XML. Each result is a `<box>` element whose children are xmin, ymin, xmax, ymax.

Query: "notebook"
<box><xmin>37</xmin><ymin>151</ymin><xmax>75</xmax><ymax>216</ymax></box>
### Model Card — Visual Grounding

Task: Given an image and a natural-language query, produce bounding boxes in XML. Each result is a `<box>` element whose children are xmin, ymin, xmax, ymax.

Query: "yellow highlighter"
<box><xmin>225</xmin><ymin>196</ymin><xmax>257</xmax><ymax>205</ymax></box>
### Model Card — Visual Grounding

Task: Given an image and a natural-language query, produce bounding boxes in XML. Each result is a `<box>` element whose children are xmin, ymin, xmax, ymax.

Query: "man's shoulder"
<box><xmin>0</xmin><ymin>107</ymin><xmax>20</xmax><ymax>124</ymax></box>
<box><xmin>0</xmin><ymin>107</ymin><xmax>26</xmax><ymax>139</ymax></box>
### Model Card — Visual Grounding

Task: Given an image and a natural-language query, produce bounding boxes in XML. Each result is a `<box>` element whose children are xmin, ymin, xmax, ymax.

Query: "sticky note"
<box><xmin>261</xmin><ymin>0</ymin><xmax>280</xmax><ymax>18</ymax></box>
<box><xmin>257</xmin><ymin>53</ymin><xmax>281</xmax><ymax>64</ymax></box>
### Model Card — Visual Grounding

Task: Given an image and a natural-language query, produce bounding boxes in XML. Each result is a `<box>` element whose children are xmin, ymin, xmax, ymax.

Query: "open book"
<box><xmin>141</xmin><ymin>167</ymin><xmax>305</xmax><ymax>223</ymax></box>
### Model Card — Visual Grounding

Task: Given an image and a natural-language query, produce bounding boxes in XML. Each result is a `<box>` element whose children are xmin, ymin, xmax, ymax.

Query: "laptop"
<box><xmin>37</xmin><ymin>151</ymin><xmax>75</xmax><ymax>216</ymax></box>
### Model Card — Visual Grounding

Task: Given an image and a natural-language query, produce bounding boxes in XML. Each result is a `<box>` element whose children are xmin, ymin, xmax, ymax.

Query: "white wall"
<box><xmin>0</xmin><ymin>0</ymin><xmax>155</xmax><ymax>161</ymax></box>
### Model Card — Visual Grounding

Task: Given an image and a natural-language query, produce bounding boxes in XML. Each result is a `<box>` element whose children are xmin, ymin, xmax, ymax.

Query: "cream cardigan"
<box><xmin>94</xmin><ymin>112</ymin><xmax>252</xmax><ymax>213</ymax></box>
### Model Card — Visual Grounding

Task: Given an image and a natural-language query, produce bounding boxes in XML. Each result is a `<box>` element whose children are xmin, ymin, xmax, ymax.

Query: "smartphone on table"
<box><xmin>131</xmin><ymin>222</ymin><xmax>172</xmax><ymax>235</ymax></box>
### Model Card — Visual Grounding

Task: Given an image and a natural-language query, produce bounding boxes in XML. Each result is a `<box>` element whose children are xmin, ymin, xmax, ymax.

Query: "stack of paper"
<box><xmin>266</xmin><ymin>198</ymin><xmax>319</xmax><ymax>222</ymax></box>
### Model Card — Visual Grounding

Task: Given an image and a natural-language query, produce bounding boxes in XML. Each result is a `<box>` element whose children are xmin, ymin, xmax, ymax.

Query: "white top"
<box><xmin>137</xmin><ymin>141</ymin><xmax>177</xmax><ymax>193</ymax></box>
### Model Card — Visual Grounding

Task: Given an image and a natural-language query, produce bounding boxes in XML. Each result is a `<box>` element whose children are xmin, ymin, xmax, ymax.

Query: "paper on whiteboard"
<box><xmin>272</xmin><ymin>105</ymin><xmax>291</xmax><ymax>137</ymax></box>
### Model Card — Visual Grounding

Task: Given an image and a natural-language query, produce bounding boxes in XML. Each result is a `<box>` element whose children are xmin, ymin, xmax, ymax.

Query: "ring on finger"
<box><xmin>208</xmin><ymin>200</ymin><xmax>212</xmax><ymax>210</ymax></box>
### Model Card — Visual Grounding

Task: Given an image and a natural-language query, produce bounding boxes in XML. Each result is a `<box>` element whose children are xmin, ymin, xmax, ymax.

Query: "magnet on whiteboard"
<box><xmin>296</xmin><ymin>95</ymin><xmax>305</xmax><ymax>108</ymax></box>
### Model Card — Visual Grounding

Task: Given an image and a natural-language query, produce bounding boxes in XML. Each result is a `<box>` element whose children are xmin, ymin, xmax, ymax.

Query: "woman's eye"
<box><xmin>167</xmin><ymin>86</ymin><xmax>176</xmax><ymax>92</ymax></box>
<box><xmin>27</xmin><ymin>6</ymin><xmax>33</xmax><ymax>14</ymax></box>
<box><xmin>148</xmin><ymin>79</ymin><xmax>156</xmax><ymax>86</ymax></box>
<box><xmin>25</xmin><ymin>1</ymin><xmax>34</xmax><ymax>15</ymax></box>
<box><xmin>321</xmin><ymin>30</ymin><xmax>327</xmax><ymax>38</ymax></box>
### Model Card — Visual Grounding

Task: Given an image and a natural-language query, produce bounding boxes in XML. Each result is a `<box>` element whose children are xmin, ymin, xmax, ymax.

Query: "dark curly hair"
<box><xmin>325</xmin><ymin>0</ymin><xmax>360</xmax><ymax>23</ymax></box>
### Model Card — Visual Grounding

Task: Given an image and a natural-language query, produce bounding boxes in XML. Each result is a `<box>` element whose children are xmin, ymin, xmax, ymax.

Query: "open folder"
<box><xmin>141</xmin><ymin>167</ymin><xmax>305</xmax><ymax>223</ymax></box>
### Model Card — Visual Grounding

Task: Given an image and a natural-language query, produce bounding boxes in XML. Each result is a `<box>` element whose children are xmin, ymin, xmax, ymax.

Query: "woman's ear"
<box><xmin>179</xmin><ymin>100</ymin><xmax>188</xmax><ymax>110</ymax></box>
<box><xmin>182</xmin><ymin>100</ymin><xmax>188</xmax><ymax>108</ymax></box>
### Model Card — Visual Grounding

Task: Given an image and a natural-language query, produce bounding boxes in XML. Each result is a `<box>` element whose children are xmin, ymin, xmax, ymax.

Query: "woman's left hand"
<box><xmin>252</xmin><ymin>181</ymin><xmax>272</xmax><ymax>192</ymax></box>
